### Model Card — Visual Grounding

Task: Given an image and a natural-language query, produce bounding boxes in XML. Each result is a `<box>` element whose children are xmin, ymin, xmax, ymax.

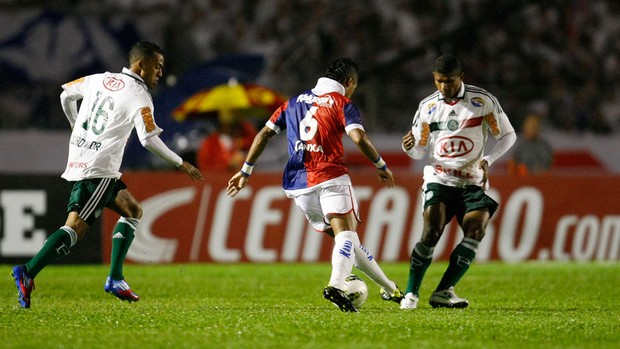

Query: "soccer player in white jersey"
<box><xmin>400</xmin><ymin>54</ymin><xmax>516</xmax><ymax>309</ymax></box>
<box><xmin>11</xmin><ymin>40</ymin><xmax>204</xmax><ymax>308</ymax></box>
<box><xmin>227</xmin><ymin>58</ymin><xmax>403</xmax><ymax>312</ymax></box>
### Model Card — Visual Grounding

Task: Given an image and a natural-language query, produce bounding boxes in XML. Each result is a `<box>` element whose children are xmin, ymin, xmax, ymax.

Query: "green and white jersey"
<box><xmin>60</xmin><ymin>68</ymin><xmax>163</xmax><ymax>181</ymax></box>
<box><xmin>409</xmin><ymin>82</ymin><xmax>515</xmax><ymax>188</ymax></box>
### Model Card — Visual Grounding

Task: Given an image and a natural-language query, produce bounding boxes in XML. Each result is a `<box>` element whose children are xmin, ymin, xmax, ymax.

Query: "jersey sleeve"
<box><xmin>61</xmin><ymin>75</ymin><xmax>90</xmax><ymax>99</ymax></box>
<box><xmin>343</xmin><ymin>102</ymin><xmax>364</xmax><ymax>134</ymax></box>
<box><xmin>133</xmin><ymin>101</ymin><xmax>163</xmax><ymax>141</ymax></box>
<box><xmin>266</xmin><ymin>101</ymin><xmax>289</xmax><ymax>134</ymax></box>
<box><xmin>60</xmin><ymin>76</ymin><xmax>87</xmax><ymax>128</ymax></box>
<box><xmin>483</xmin><ymin>95</ymin><xmax>515</xmax><ymax>140</ymax></box>
<box><xmin>411</xmin><ymin>103</ymin><xmax>431</xmax><ymax>157</ymax></box>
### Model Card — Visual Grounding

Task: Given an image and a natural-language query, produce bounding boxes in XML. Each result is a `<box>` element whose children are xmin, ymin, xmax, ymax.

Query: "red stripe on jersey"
<box><xmin>301</xmin><ymin>92</ymin><xmax>351</xmax><ymax>186</ymax></box>
<box><xmin>460</xmin><ymin>116</ymin><xmax>484</xmax><ymax>129</ymax></box>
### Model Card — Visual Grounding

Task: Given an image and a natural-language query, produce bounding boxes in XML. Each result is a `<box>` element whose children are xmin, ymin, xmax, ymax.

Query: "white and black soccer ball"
<box><xmin>344</xmin><ymin>274</ymin><xmax>368</xmax><ymax>309</ymax></box>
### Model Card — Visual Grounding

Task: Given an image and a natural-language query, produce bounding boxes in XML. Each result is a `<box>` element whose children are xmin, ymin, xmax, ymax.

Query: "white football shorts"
<box><xmin>287</xmin><ymin>184</ymin><xmax>361</xmax><ymax>232</ymax></box>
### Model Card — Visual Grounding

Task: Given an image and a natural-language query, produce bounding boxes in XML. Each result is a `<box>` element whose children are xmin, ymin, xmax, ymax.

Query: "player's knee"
<box><xmin>464</xmin><ymin>225</ymin><xmax>485</xmax><ymax>241</ymax></box>
<box><xmin>421</xmin><ymin>226</ymin><xmax>443</xmax><ymax>246</ymax></box>
<box><xmin>126</xmin><ymin>200</ymin><xmax>143</xmax><ymax>219</ymax></box>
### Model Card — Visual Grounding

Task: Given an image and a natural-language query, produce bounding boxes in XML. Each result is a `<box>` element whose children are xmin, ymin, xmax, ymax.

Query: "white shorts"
<box><xmin>287</xmin><ymin>184</ymin><xmax>361</xmax><ymax>232</ymax></box>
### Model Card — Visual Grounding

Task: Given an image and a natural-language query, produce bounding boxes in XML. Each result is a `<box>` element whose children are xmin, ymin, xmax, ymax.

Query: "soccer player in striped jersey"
<box><xmin>11</xmin><ymin>40</ymin><xmax>203</xmax><ymax>308</ymax></box>
<box><xmin>227</xmin><ymin>58</ymin><xmax>403</xmax><ymax>312</ymax></box>
<box><xmin>400</xmin><ymin>54</ymin><xmax>516</xmax><ymax>309</ymax></box>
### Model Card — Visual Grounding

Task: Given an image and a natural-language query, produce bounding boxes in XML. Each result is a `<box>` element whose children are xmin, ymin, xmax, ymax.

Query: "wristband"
<box><xmin>241</xmin><ymin>161</ymin><xmax>254</xmax><ymax>177</ymax></box>
<box><xmin>373</xmin><ymin>156</ymin><xmax>387</xmax><ymax>170</ymax></box>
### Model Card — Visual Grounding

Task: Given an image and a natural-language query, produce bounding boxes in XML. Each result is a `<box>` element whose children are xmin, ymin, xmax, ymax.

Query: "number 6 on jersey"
<box><xmin>299</xmin><ymin>106</ymin><xmax>318</xmax><ymax>141</ymax></box>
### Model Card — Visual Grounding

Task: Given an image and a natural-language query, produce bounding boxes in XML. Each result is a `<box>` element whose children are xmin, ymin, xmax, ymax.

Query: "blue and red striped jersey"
<box><xmin>266</xmin><ymin>80</ymin><xmax>364</xmax><ymax>190</ymax></box>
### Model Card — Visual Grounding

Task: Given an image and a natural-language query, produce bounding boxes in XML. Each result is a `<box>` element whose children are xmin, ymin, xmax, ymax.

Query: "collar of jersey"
<box><xmin>121</xmin><ymin>67</ymin><xmax>146</xmax><ymax>86</ymax></box>
<box><xmin>311</xmin><ymin>77</ymin><xmax>345</xmax><ymax>96</ymax></box>
<box><xmin>438</xmin><ymin>82</ymin><xmax>465</xmax><ymax>101</ymax></box>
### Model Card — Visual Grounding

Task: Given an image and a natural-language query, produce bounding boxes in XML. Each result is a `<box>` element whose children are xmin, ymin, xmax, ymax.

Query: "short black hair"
<box><xmin>325</xmin><ymin>58</ymin><xmax>359</xmax><ymax>84</ymax></box>
<box><xmin>433</xmin><ymin>54</ymin><xmax>462</xmax><ymax>75</ymax></box>
<box><xmin>128</xmin><ymin>40</ymin><xmax>164</xmax><ymax>65</ymax></box>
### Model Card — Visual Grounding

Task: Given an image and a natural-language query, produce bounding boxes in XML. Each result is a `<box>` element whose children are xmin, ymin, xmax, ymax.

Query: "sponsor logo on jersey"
<box><xmin>427</xmin><ymin>102</ymin><xmax>437</xmax><ymax>115</ymax></box>
<box><xmin>434</xmin><ymin>135</ymin><xmax>474</xmax><ymax>158</ymax></box>
<box><xmin>296</xmin><ymin>94</ymin><xmax>334</xmax><ymax>107</ymax></box>
<box><xmin>141</xmin><ymin>107</ymin><xmax>156</xmax><ymax>132</ymax></box>
<box><xmin>483</xmin><ymin>112</ymin><xmax>501</xmax><ymax>136</ymax></box>
<box><xmin>64</xmin><ymin>77</ymin><xmax>85</xmax><ymax>87</ymax></box>
<box><xmin>103</xmin><ymin>77</ymin><xmax>125</xmax><ymax>91</ymax></box>
<box><xmin>68</xmin><ymin>161</ymin><xmax>89</xmax><ymax>169</ymax></box>
<box><xmin>470</xmin><ymin>97</ymin><xmax>485</xmax><ymax>107</ymax></box>
<box><xmin>433</xmin><ymin>165</ymin><xmax>474</xmax><ymax>179</ymax></box>
<box><xmin>418</xmin><ymin>122</ymin><xmax>430</xmax><ymax>146</ymax></box>
<box><xmin>294</xmin><ymin>140</ymin><xmax>324</xmax><ymax>153</ymax></box>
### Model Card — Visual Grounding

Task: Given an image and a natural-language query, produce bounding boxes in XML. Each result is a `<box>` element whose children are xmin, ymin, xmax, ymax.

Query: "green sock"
<box><xmin>405</xmin><ymin>242</ymin><xmax>434</xmax><ymax>296</ymax></box>
<box><xmin>109</xmin><ymin>218</ymin><xmax>138</xmax><ymax>280</ymax></box>
<box><xmin>26</xmin><ymin>226</ymin><xmax>77</xmax><ymax>278</ymax></box>
<box><xmin>436</xmin><ymin>238</ymin><xmax>479</xmax><ymax>291</ymax></box>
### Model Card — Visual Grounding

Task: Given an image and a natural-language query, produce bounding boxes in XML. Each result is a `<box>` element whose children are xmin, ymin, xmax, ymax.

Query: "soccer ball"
<box><xmin>344</xmin><ymin>274</ymin><xmax>368</xmax><ymax>309</ymax></box>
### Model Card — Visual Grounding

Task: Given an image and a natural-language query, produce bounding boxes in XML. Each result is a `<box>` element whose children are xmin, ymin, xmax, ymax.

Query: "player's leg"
<box><xmin>342</xmin><ymin>217</ymin><xmax>402</xmax><ymax>302</ymax></box>
<box><xmin>104</xmin><ymin>185</ymin><xmax>142</xmax><ymax>302</ymax></box>
<box><xmin>106</xmin><ymin>186</ymin><xmax>142</xmax><ymax>280</ymax></box>
<box><xmin>434</xmin><ymin>209</ymin><xmax>488</xmax><ymax>293</ymax></box>
<box><xmin>318</xmin><ymin>183</ymin><xmax>364</xmax><ymax>291</ymax></box>
<box><xmin>327</xmin><ymin>213</ymin><xmax>360</xmax><ymax>291</ymax></box>
<box><xmin>324</xmin><ymin>212</ymin><xmax>360</xmax><ymax>312</ymax></box>
<box><xmin>12</xmin><ymin>178</ymin><xmax>113</xmax><ymax>308</ymax></box>
<box><xmin>430</xmin><ymin>188</ymin><xmax>498</xmax><ymax>308</ymax></box>
<box><xmin>429</xmin><ymin>210</ymin><xmax>487</xmax><ymax>308</ymax></box>
<box><xmin>324</xmin><ymin>221</ymin><xmax>403</xmax><ymax>305</ymax></box>
<box><xmin>289</xmin><ymin>187</ymin><xmax>355</xmax><ymax>284</ymax></box>
<box><xmin>289</xmin><ymin>184</ymin><xmax>360</xmax><ymax>312</ymax></box>
<box><xmin>12</xmin><ymin>212</ymin><xmax>88</xmax><ymax>308</ymax></box>
<box><xmin>24</xmin><ymin>212</ymin><xmax>88</xmax><ymax>278</ymax></box>
<box><xmin>290</xmin><ymin>185</ymin><xmax>360</xmax><ymax>311</ymax></box>
<box><xmin>401</xmin><ymin>202</ymin><xmax>447</xmax><ymax>309</ymax></box>
<box><xmin>354</xmin><ymin>242</ymin><xmax>403</xmax><ymax>302</ymax></box>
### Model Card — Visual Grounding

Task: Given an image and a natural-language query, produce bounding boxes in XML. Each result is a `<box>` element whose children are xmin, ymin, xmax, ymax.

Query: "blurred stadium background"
<box><xmin>1</xmin><ymin>0</ymin><xmax>619</xmax><ymax>265</ymax></box>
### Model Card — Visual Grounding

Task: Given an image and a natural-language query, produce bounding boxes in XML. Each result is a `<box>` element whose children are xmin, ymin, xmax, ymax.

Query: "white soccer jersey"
<box><xmin>60</xmin><ymin>68</ymin><xmax>163</xmax><ymax>181</ymax></box>
<box><xmin>408</xmin><ymin>82</ymin><xmax>515</xmax><ymax>188</ymax></box>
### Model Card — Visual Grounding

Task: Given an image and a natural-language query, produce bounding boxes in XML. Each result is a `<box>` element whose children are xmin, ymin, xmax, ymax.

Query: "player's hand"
<box><xmin>402</xmin><ymin>131</ymin><xmax>416</xmax><ymax>150</ymax></box>
<box><xmin>479</xmin><ymin>159</ymin><xmax>489</xmax><ymax>189</ymax></box>
<box><xmin>377</xmin><ymin>167</ymin><xmax>394</xmax><ymax>188</ymax></box>
<box><xmin>178</xmin><ymin>161</ymin><xmax>204</xmax><ymax>182</ymax></box>
<box><xmin>227</xmin><ymin>172</ymin><xmax>249</xmax><ymax>197</ymax></box>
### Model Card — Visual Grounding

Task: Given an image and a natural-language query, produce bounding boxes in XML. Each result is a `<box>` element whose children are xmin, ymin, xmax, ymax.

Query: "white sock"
<box><xmin>328</xmin><ymin>231</ymin><xmax>359</xmax><ymax>290</ymax></box>
<box><xmin>354</xmin><ymin>244</ymin><xmax>397</xmax><ymax>292</ymax></box>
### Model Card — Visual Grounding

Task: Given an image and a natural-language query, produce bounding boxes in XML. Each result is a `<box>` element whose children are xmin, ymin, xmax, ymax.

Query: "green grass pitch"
<box><xmin>1</xmin><ymin>262</ymin><xmax>619</xmax><ymax>349</ymax></box>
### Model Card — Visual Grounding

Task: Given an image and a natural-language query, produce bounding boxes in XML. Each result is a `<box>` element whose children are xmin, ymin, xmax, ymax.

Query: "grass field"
<box><xmin>1</xmin><ymin>262</ymin><xmax>618</xmax><ymax>349</ymax></box>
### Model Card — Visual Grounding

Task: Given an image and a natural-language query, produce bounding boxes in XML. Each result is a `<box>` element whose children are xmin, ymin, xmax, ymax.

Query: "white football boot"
<box><xmin>399</xmin><ymin>292</ymin><xmax>419</xmax><ymax>310</ymax></box>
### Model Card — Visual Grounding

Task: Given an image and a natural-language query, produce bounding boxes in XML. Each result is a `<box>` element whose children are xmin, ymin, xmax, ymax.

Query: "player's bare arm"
<box><xmin>227</xmin><ymin>126</ymin><xmax>276</xmax><ymax>197</ymax></box>
<box><xmin>227</xmin><ymin>172</ymin><xmax>248</xmax><ymax>198</ymax></box>
<box><xmin>348</xmin><ymin>128</ymin><xmax>394</xmax><ymax>188</ymax></box>
<box><xmin>178</xmin><ymin>161</ymin><xmax>204</xmax><ymax>182</ymax></box>
<box><xmin>141</xmin><ymin>135</ymin><xmax>202</xmax><ymax>181</ymax></box>
<box><xmin>479</xmin><ymin>159</ymin><xmax>489</xmax><ymax>189</ymax></box>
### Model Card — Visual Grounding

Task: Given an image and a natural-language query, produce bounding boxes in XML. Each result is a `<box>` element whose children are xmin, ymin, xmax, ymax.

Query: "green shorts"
<box><xmin>67</xmin><ymin>178</ymin><xmax>127</xmax><ymax>225</ymax></box>
<box><xmin>423</xmin><ymin>183</ymin><xmax>498</xmax><ymax>221</ymax></box>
